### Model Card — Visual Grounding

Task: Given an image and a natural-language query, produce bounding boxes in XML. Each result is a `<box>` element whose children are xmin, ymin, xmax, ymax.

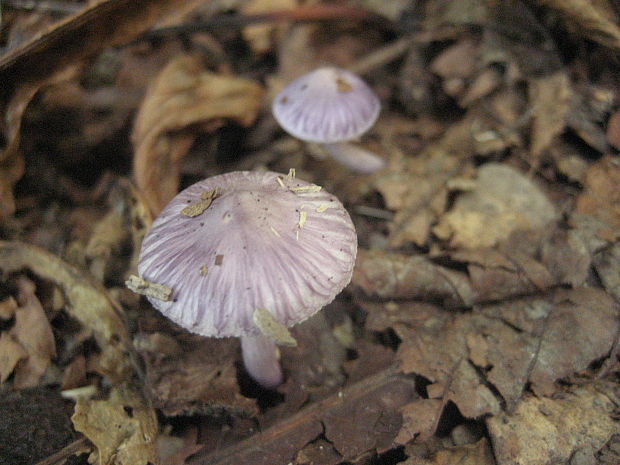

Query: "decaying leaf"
<box><xmin>487</xmin><ymin>381</ymin><xmax>619</xmax><ymax>465</ymax></box>
<box><xmin>575</xmin><ymin>156</ymin><xmax>620</xmax><ymax>242</ymax></box>
<box><xmin>433</xmin><ymin>163</ymin><xmax>558</xmax><ymax>248</ymax></box>
<box><xmin>135</xmin><ymin>309</ymin><xmax>258</xmax><ymax>417</ymax></box>
<box><xmin>241</xmin><ymin>0</ymin><xmax>297</xmax><ymax>54</ymax></box>
<box><xmin>0</xmin><ymin>66</ymin><xmax>78</xmax><ymax>219</ymax></box>
<box><xmin>126</xmin><ymin>274</ymin><xmax>172</xmax><ymax>301</ymax></box>
<box><xmin>373</xmin><ymin>149</ymin><xmax>467</xmax><ymax>247</ymax></box>
<box><xmin>395</xmin><ymin>399</ymin><xmax>443</xmax><ymax>444</ymax></box>
<box><xmin>72</xmin><ymin>386</ymin><xmax>158</xmax><ymax>465</ymax></box>
<box><xmin>189</xmin><ymin>368</ymin><xmax>416</xmax><ymax>465</ymax></box>
<box><xmin>132</xmin><ymin>54</ymin><xmax>264</xmax><ymax>214</ymax></box>
<box><xmin>534</xmin><ymin>0</ymin><xmax>620</xmax><ymax>50</ymax></box>
<box><xmin>0</xmin><ymin>241</ymin><xmax>158</xmax><ymax>465</ymax></box>
<box><xmin>528</xmin><ymin>70</ymin><xmax>571</xmax><ymax>157</ymax></box>
<box><xmin>353</xmin><ymin>249</ymin><xmax>476</xmax><ymax>307</ymax></box>
<box><xmin>10</xmin><ymin>277</ymin><xmax>57</xmax><ymax>388</ymax></box>
<box><xmin>0</xmin><ymin>332</ymin><xmax>27</xmax><ymax>383</ymax></box>
<box><xmin>360</xmin><ymin>286</ymin><xmax>618</xmax><ymax>419</ymax></box>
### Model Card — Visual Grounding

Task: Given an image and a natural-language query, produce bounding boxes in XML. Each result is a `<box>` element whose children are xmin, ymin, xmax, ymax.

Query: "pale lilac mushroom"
<box><xmin>135</xmin><ymin>170</ymin><xmax>357</xmax><ymax>388</ymax></box>
<box><xmin>272</xmin><ymin>67</ymin><xmax>385</xmax><ymax>174</ymax></box>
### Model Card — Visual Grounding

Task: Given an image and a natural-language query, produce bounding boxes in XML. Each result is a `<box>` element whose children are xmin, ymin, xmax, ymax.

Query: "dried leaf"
<box><xmin>132</xmin><ymin>55</ymin><xmax>264</xmax><ymax>214</ymax></box>
<box><xmin>535</xmin><ymin>0</ymin><xmax>620</xmax><ymax>50</ymax></box>
<box><xmin>0</xmin><ymin>332</ymin><xmax>27</xmax><ymax>383</ymax></box>
<box><xmin>135</xmin><ymin>311</ymin><xmax>258</xmax><ymax>417</ymax></box>
<box><xmin>487</xmin><ymin>381</ymin><xmax>619</xmax><ymax>465</ymax></box>
<box><xmin>189</xmin><ymin>369</ymin><xmax>415</xmax><ymax>465</ymax></box>
<box><xmin>241</xmin><ymin>0</ymin><xmax>297</xmax><ymax>54</ymax></box>
<box><xmin>575</xmin><ymin>156</ymin><xmax>620</xmax><ymax>242</ymax></box>
<box><xmin>11</xmin><ymin>277</ymin><xmax>56</xmax><ymax>388</ymax></box>
<box><xmin>433</xmin><ymin>163</ymin><xmax>558</xmax><ymax>248</ymax></box>
<box><xmin>0</xmin><ymin>296</ymin><xmax>18</xmax><ymax>320</ymax></box>
<box><xmin>395</xmin><ymin>399</ymin><xmax>443</xmax><ymax>444</ymax></box>
<box><xmin>72</xmin><ymin>386</ymin><xmax>158</xmax><ymax>465</ymax></box>
<box><xmin>363</xmin><ymin>287</ymin><xmax>618</xmax><ymax>418</ymax></box>
<box><xmin>528</xmin><ymin>70</ymin><xmax>571</xmax><ymax>157</ymax></box>
<box><xmin>0</xmin><ymin>241</ymin><xmax>158</xmax><ymax>465</ymax></box>
<box><xmin>431</xmin><ymin>438</ymin><xmax>494</xmax><ymax>465</ymax></box>
<box><xmin>353</xmin><ymin>249</ymin><xmax>476</xmax><ymax>307</ymax></box>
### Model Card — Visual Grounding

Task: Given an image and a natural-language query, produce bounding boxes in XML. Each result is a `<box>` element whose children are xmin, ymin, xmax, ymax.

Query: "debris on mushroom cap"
<box><xmin>272</xmin><ymin>67</ymin><xmax>381</xmax><ymax>144</ymax></box>
<box><xmin>137</xmin><ymin>170</ymin><xmax>357</xmax><ymax>338</ymax></box>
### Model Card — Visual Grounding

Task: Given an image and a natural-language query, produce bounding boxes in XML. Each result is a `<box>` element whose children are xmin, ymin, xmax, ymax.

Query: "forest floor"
<box><xmin>0</xmin><ymin>1</ymin><xmax>619</xmax><ymax>465</ymax></box>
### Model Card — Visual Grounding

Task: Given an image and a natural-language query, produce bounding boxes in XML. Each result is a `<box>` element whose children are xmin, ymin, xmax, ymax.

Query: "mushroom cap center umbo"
<box><xmin>138</xmin><ymin>171</ymin><xmax>357</xmax><ymax>338</ymax></box>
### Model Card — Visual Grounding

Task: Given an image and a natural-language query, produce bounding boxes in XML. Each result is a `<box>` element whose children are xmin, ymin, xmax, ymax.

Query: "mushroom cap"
<box><xmin>138</xmin><ymin>170</ymin><xmax>357</xmax><ymax>338</ymax></box>
<box><xmin>272</xmin><ymin>67</ymin><xmax>380</xmax><ymax>144</ymax></box>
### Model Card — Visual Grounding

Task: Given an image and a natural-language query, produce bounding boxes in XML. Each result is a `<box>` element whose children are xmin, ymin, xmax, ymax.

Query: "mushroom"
<box><xmin>272</xmin><ymin>67</ymin><xmax>385</xmax><ymax>174</ymax></box>
<box><xmin>133</xmin><ymin>170</ymin><xmax>357</xmax><ymax>388</ymax></box>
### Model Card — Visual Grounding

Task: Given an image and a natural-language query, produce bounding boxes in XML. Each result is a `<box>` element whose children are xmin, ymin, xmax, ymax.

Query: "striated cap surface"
<box><xmin>138</xmin><ymin>170</ymin><xmax>357</xmax><ymax>338</ymax></box>
<box><xmin>272</xmin><ymin>67</ymin><xmax>380</xmax><ymax>143</ymax></box>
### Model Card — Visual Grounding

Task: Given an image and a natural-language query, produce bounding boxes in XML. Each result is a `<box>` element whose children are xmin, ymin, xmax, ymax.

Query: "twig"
<box><xmin>35</xmin><ymin>437</ymin><xmax>91</xmax><ymax>465</ymax></box>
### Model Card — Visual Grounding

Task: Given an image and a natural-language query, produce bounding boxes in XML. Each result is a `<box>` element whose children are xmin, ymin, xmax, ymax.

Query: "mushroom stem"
<box><xmin>322</xmin><ymin>142</ymin><xmax>386</xmax><ymax>174</ymax></box>
<box><xmin>241</xmin><ymin>334</ymin><xmax>283</xmax><ymax>389</ymax></box>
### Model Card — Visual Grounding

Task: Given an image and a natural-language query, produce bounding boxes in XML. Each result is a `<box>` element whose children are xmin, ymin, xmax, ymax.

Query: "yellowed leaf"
<box><xmin>73</xmin><ymin>386</ymin><xmax>158</xmax><ymax>465</ymax></box>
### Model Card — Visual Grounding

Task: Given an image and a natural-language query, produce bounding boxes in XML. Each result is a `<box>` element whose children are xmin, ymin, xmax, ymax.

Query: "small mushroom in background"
<box><xmin>272</xmin><ymin>67</ymin><xmax>385</xmax><ymax>174</ymax></box>
<box><xmin>131</xmin><ymin>170</ymin><xmax>357</xmax><ymax>388</ymax></box>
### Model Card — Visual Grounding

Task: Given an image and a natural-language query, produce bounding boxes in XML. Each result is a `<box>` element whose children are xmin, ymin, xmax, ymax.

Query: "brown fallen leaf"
<box><xmin>0</xmin><ymin>241</ymin><xmax>158</xmax><ymax>465</ymax></box>
<box><xmin>361</xmin><ymin>287</ymin><xmax>618</xmax><ymax>418</ymax></box>
<box><xmin>0</xmin><ymin>332</ymin><xmax>27</xmax><ymax>383</ymax></box>
<box><xmin>433</xmin><ymin>163</ymin><xmax>558</xmax><ymax>249</ymax></box>
<box><xmin>534</xmin><ymin>0</ymin><xmax>620</xmax><ymax>51</ymax></box>
<box><xmin>132</xmin><ymin>54</ymin><xmax>264</xmax><ymax>214</ymax></box>
<box><xmin>395</xmin><ymin>399</ymin><xmax>443</xmax><ymax>444</ymax></box>
<box><xmin>593</xmin><ymin>242</ymin><xmax>620</xmax><ymax>302</ymax></box>
<box><xmin>0</xmin><ymin>65</ymin><xmax>78</xmax><ymax>219</ymax></box>
<box><xmin>241</xmin><ymin>0</ymin><xmax>297</xmax><ymax>55</ymax></box>
<box><xmin>135</xmin><ymin>323</ymin><xmax>258</xmax><ymax>417</ymax></box>
<box><xmin>528</xmin><ymin>70</ymin><xmax>571</xmax><ymax>158</ymax></box>
<box><xmin>0</xmin><ymin>296</ymin><xmax>18</xmax><ymax>320</ymax></box>
<box><xmin>487</xmin><ymin>381</ymin><xmax>619</xmax><ymax>465</ymax></box>
<box><xmin>352</xmin><ymin>249</ymin><xmax>476</xmax><ymax>307</ymax></box>
<box><xmin>11</xmin><ymin>277</ymin><xmax>56</xmax><ymax>389</ymax></box>
<box><xmin>373</xmin><ymin>146</ymin><xmax>468</xmax><ymax>247</ymax></box>
<box><xmin>72</xmin><ymin>386</ymin><xmax>158</xmax><ymax>465</ymax></box>
<box><xmin>575</xmin><ymin>156</ymin><xmax>620</xmax><ymax>242</ymax></box>
<box><xmin>189</xmin><ymin>368</ymin><xmax>416</xmax><ymax>465</ymax></box>
<box><xmin>425</xmin><ymin>438</ymin><xmax>495</xmax><ymax>465</ymax></box>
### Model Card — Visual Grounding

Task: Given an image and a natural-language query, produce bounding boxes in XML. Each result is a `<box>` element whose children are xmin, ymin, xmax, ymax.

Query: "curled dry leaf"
<box><xmin>132</xmin><ymin>54</ymin><xmax>264</xmax><ymax>214</ymax></box>
<box><xmin>0</xmin><ymin>65</ymin><xmax>78</xmax><ymax>219</ymax></box>
<box><xmin>535</xmin><ymin>0</ymin><xmax>620</xmax><ymax>51</ymax></box>
<box><xmin>0</xmin><ymin>241</ymin><xmax>158</xmax><ymax>465</ymax></box>
<box><xmin>487</xmin><ymin>381</ymin><xmax>619</xmax><ymax>465</ymax></box>
<box><xmin>433</xmin><ymin>163</ymin><xmax>558</xmax><ymax>249</ymax></box>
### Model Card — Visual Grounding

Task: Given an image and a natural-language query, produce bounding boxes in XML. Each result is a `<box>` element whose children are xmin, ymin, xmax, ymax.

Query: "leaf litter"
<box><xmin>1</xmin><ymin>1</ymin><xmax>620</xmax><ymax>465</ymax></box>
